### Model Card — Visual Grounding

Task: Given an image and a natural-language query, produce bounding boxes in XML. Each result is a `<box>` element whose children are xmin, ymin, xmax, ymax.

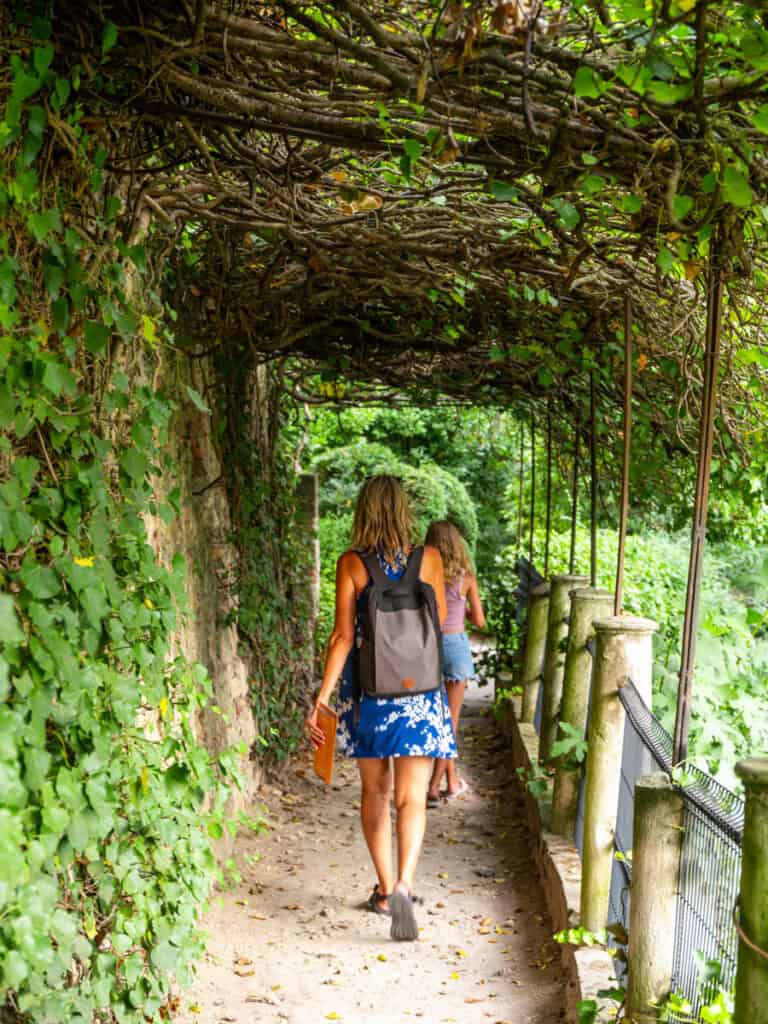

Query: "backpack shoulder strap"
<box><xmin>402</xmin><ymin>545</ymin><xmax>425</xmax><ymax>584</ymax></box>
<box><xmin>358</xmin><ymin>549</ymin><xmax>390</xmax><ymax>587</ymax></box>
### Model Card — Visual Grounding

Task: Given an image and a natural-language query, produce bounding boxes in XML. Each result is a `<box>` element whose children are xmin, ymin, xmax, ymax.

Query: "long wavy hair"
<box><xmin>425</xmin><ymin>520</ymin><xmax>473</xmax><ymax>584</ymax></box>
<box><xmin>351</xmin><ymin>475</ymin><xmax>415</xmax><ymax>556</ymax></box>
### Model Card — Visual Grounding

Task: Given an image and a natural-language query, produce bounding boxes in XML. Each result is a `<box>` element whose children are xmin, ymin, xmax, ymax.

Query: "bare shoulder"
<box><xmin>338</xmin><ymin>549</ymin><xmax>365</xmax><ymax>575</ymax></box>
<box><xmin>422</xmin><ymin>544</ymin><xmax>442</xmax><ymax>567</ymax></box>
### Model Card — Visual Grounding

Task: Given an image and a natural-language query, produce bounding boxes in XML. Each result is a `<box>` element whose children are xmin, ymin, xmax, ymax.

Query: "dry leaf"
<box><xmin>377</xmin><ymin>954</ymin><xmax>388</xmax><ymax>962</ymax></box>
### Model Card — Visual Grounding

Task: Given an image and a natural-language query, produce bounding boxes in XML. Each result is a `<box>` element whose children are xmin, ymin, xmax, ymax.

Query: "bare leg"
<box><xmin>358</xmin><ymin>758</ymin><xmax>394</xmax><ymax>900</ymax></box>
<box><xmin>444</xmin><ymin>680</ymin><xmax>467</xmax><ymax>794</ymax></box>
<box><xmin>393</xmin><ymin>756</ymin><xmax>432</xmax><ymax>889</ymax></box>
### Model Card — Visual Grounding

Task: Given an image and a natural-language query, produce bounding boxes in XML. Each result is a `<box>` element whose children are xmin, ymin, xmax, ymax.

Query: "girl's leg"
<box><xmin>444</xmin><ymin>680</ymin><xmax>467</xmax><ymax>794</ymax></box>
<box><xmin>427</xmin><ymin>756</ymin><xmax>446</xmax><ymax>801</ymax></box>
<box><xmin>393</xmin><ymin>756</ymin><xmax>432</xmax><ymax>889</ymax></box>
<box><xmin>358</xmin><ymin>757</ymin><xmax>395</xmax><ymax>898</ymax></box>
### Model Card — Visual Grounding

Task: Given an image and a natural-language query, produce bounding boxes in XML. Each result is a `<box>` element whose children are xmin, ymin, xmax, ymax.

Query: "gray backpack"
<box><xmin>356</xmin><ymin>547</ymin><xmax>443</xmax><ymax>699</ymax></box>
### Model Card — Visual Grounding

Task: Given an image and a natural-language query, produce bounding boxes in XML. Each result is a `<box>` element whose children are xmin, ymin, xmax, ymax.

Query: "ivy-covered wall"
<box><xmin>0</xmin><ymin>12</ymin><xmax>316</xmax><ymax>1021</ymax></box>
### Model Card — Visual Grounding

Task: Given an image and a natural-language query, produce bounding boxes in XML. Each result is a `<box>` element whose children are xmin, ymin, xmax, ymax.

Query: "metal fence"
<box><xmin>573</xmin><ymin>671</ymin><xmax>744</xmax><ymax>1013</ymax></box>
<box><xmin>511</xmin><ymin>560</ymin><xmax>745</xmax><ymax>1012</ymax></box>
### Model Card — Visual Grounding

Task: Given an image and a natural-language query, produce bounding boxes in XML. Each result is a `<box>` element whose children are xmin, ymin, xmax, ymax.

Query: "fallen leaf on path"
<box><xmin>377</xmin><ymin>954</ymin><xmax>388</xmax><ymax>961</ymax></box>
<box><xmin>245</xmin><ymin>995</ymin><xmax>278</xmax><ymax>1005</ymax></box>
<box><xmin>449</xmin><ymin>972</ymin><xmax>460</xmax><ymax>980</ymax></box>
<box><xmin>437</xmin><ymin>872</ymin><xmax>448</xmax><ymax>879</ymax></box>
<box><xmin>234</xmin><ymin>968</ymin><xmax>255</xmax><ymax>977</ymax></box>
<box><xmin>188</xmin><ymin>1005</ymin><xmax>201</xmax><ymax>1015</ymax></box>
<box><xmin>464</xmin><ymin>997</ymin><xmax>484</xmax><ymax>1003</ymax></box>
<box><xmin>249</xmin><ymin>913</ymin><xmax>268</xmax><ymax>920</ymax></box>
<box><xmin>283</xmin><ymin>904</ymin><xmax>304</xmax><ymax>911</ymax></box>
<box><xmin>326</xmin><ymin>1013</ymin><xmax>342</xmax><ymax>1020</ymax></box>
<box><xmin>236</xmin><ymin>957</ymin><xmax>253</xmax><ymax>966</ymax></box>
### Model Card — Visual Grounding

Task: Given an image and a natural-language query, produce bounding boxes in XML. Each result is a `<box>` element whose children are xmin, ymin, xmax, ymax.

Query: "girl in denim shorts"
<box><xmin>424</xmin><ymin>521</ymin><xmax>486</xmax><ymax>806</ymax></box>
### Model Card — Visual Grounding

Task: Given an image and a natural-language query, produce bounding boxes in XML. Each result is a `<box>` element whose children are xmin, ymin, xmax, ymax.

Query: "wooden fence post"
<box><xmin>550</xmin><ymin>586</ymin><xmax>614</xmax><ymax>837</ymax></box>
<box><xmin>734</xmin><ymin>757</ymin><xmax>768</xmax><ymax>1024</ymax></box>
<box><xmin>520</xmin><ymin>581</ymin><xmax>550</xmax><ymax>724</ymax></box>
<box><xmin>539</xmin><ymin>573</ymin><xmax>588</xmax><ymax>762</ymax></box>
<box><xmin>580</xmin><ymin>615</ymin><xmax>658</xmax><ymax>931</ymax></box>
<box><xmin>625</xmin><ymin>773</ymin><xmax>684</xmax><ymax>1023</ymax></box>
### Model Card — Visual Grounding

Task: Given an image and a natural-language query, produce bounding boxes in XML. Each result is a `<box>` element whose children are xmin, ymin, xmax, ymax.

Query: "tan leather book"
<box><xmin>313</xmin><ymin>703</ymin><xmax>338</xmax><ymax>784</ymax></box>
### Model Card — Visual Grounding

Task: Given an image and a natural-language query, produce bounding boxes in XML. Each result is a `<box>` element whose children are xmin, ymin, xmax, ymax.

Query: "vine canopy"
<box><xmin>7</xmin><ymin>0</ymin><xmax>768</xmax><ymax>452</ymax></box>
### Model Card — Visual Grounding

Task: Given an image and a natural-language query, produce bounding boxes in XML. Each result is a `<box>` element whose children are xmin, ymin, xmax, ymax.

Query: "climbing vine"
<box><xmin>0</xmin><ymin>15</ymin><xmax>237</xmax><ymax>1021</ymax></box>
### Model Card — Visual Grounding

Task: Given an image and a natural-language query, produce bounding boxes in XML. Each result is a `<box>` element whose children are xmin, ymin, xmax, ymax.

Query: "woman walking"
<box><xmin>424</xmin><ymin>521</ymin><xmax>485</xmax><ymax>807</ymax></box>
<box><xmin>305</xmin><ymin>475</ymin><xmax>456</xmax><ymax>940</ymax></box>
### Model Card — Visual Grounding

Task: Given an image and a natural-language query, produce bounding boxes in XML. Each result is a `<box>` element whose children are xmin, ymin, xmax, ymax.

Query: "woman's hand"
<box><xmin>305</xmin><ymin>704</ymin><xmax>326</xmax><ymax>751</ymax></box>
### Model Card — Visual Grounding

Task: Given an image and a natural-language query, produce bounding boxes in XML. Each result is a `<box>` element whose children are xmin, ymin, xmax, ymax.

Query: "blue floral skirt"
<box><xmin>337</xmin><ymin>653</ymin><xmax>457</xmax><ymax>759</ymax></box>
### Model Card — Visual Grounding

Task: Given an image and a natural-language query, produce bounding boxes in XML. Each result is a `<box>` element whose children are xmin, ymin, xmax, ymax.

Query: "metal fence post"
<box><xmin>539</xmin><ymin>573</ymin><xmax>589</xmax><ymax>762</ymax></box>
<box><xmin>626</xmin><ymin>773</ymin><xmax>684</xmax><ymax>1023</ymax></box>
<box><xmin>550</xmin><ymin>586</ymin><xmax>614</xmax><ymax>837</ymax></box>
<box><xmin>734</xmin><ymin>758</ymin><xmax>768</xmax><ymax>1024</ymax></box>
<box><xmin>520</xmin><ymin>581</ymin><xmax>550</xmax><ymax>724</ymax></box>
<box><xmin>580</xmin><ymin>615</ymin><xmax>658</xmax><ymax>932</ymax></box>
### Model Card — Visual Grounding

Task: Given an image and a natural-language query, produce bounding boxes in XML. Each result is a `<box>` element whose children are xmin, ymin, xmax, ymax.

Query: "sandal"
<box><xmin>390</xmin><ymin>881</ymin><xmax>420</xmax><ymax>941</ymax></box>
<box><xmin>365</xmin><ymin>883</ymin><xmax>391</xmax><ymax>916</ymax></box>
<box><xmin>426</xmin><ymin>793</ymin><xmax>442</xmax><ymax>809</ymax></box>
<box><xmin>444</xmin><ymin>778</ymin><xmax>470</xmax><ymax>801</ymax></box>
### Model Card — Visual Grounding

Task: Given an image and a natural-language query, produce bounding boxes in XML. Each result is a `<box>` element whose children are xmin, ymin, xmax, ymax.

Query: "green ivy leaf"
<box><xmin>573</xmin><ymin>66</ymin><xmax>605</xmax><ymax>99</ymax></box>
<box><xmin>84</xmin><ymin>321</ymin><xmax>109</xmax><ymax>354</ymax></box>
<box><xmin>722</xmin><ymin>166</ymin><xmax>753</xmax><ymax>208</ymax></box>
<box><xmin>0</xmin><ymin>595</ymin><xmax>24</xmax><ymax>645</ymax></box>
<box><xmin>19</xmin><ymin>562</ymin><xmax>61</xmax><ymax>600</ymax></box>
<box><xmin>102</xmin><ymin>21</ymin><xmax>119</xmax><ymax>54</ymax></box>
<box><xmin>489</xmin><ymin>180</ymin><xmax>519</xmax><ymax>202</ymax></box>
<box><xmin>27</xmin><ymin>207</ymin><xmax>62</xmax><ymax>242</ymax></box>
<box><xmin>672</xmin><ymin>194</ymin><xmax>694</xmax><ymax>221</ymax></box>
<box><xmin>120</xmin><ymin>448</ymin><xmax>148</xmax><ymax>483</ymax></box>
<box><xmin>752</xmin><ymin>104</ymin><xmax>768</xmax><ymax>134</ymax></box>
<box><xmin>185</xmin><ymin>386</ymin><xmax>211</xmax><ymax>414</ymax></box>
<box><xmin>657</xmin><ymin>246</ymin><xmax>676</xmax><ymax>274</ymax></box>
<box><xmin>32</xmin><ymin>45</ymin><xmax>54</xmax><ymax>77</ymax></box>
<box><xmin>41</xmin><ymin>358</ymin><xmax>76</xmax><ymax>397</ymax></box>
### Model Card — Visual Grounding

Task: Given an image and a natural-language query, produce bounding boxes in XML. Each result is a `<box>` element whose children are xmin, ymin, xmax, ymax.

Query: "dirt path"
<box><xmin>181</xmin><ymin>681</ymin><xmax>568</xmax><ymax>1024</ymax></box>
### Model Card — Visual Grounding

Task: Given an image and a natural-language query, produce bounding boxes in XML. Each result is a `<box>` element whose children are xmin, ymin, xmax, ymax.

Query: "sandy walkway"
<box><xmin>181</xmin><ymin>682</ymin><xmax>568</xmax><ymax>1024</ymax></box>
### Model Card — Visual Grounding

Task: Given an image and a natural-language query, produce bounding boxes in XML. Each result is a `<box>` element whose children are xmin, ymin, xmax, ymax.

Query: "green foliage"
<box><xmin>499</xmin><ymin>524</ymin><xmax>768</xmax><ymax>786</ymax></box>
<box><xmin>229</xmin><ymin>394</ymin><xmax>317</xmax><ymax>760</ymax></box>
<box><xmin>312</xmin><ymin>440</ymin><xmax>476</xmax><ymax>547</ymax></box>
<box><xmin>0</xmin><ymin>33</ymin><xmax>233</xmax><ymax>1022</ymax></box>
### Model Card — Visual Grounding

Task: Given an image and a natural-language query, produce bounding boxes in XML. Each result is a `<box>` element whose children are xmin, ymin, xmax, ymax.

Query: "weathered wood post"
<box><xmin>550</xmin><ymin>586</ymin><xmax>614</xmax><ymax>836</ymax></box>
<box><xmin>520</xmin><ymin>581</ymin><xmax>550</xmax><ymax>724</ymax></box>
<box><xmin>539</xmin><ymin>573</ymin><xmax>589</xmax><ymax>762</ymax></box>
<box><xmin>734</xmin><ymin>757</ymin><xmax>768</xmax><ymax>1024</ymax></box>
<box><xmin>625</xmin><ymin>774</ymin><xmax>684</xmax><ymax>1023</ymax></box>
<box><xmin>580</xmin><ymin>615</ymin><xmax>657</xmax><ymax>931</ymax></box>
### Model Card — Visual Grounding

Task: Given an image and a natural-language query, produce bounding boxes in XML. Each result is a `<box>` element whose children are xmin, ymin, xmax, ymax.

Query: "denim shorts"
<box><xmin>442</xmin><ymin>631</ymin><xmax>475</xmax><ymax>683</ymax></box>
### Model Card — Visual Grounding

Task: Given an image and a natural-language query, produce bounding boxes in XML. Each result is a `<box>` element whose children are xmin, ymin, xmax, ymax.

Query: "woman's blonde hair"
<box><xmin>425</xmin><ymin>520</ymin><xmax>473</xmax><ymax>583</ymax></box>
<box><xmin>351</xmin><ymin>475</ymin><xmax>415</xmax><ymax>555</ymax></box>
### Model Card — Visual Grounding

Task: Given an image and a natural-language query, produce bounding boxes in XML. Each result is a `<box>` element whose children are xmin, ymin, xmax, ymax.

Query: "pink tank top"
<box><xmin>443</xmin><ymin>573</ymin><xmax>467</xmax><ymax>632</ymax></box>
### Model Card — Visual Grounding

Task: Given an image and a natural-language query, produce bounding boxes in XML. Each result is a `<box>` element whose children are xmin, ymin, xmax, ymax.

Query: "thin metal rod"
<box><xmin>517</xmin><ymin>423</ymin><xmax>525</xmax><ymax>551</ymax></box>
<box><xmin>568</xmin><ymin>416</ymin><xmax>580</xmax><ymax>574</ymax></box>
<box><xmin>589</xmin><ymin>369</ymin><xmax>598</xmax><ymax>588</ymax></box>
<box><xmin>528</xmin><ymin>414</ymin><xmax>536</xmax><ymax>567</ymax></box>
<box><xmin>544</xmin><ymin>403</ymin><xmax>553</xmax><ymax>577</ymax></box>
<box><xmin>614</xmin><ymin>293</ymin><xmax>633</xmax><ymax>616</ymax></box>
<box><xmin>672</xmin><ymin>262</ymin><xmax>724</xmax><ymax>766</ymax></box>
